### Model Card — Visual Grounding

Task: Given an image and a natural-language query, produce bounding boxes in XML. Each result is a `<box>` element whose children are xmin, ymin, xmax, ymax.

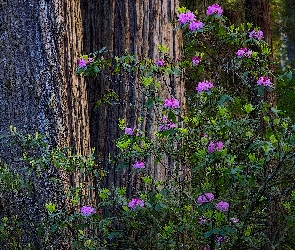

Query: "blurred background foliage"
<box><xmin>180</xmin><ymin>0</ymin><xmax>295</xmax><ymax>120</ymax></box>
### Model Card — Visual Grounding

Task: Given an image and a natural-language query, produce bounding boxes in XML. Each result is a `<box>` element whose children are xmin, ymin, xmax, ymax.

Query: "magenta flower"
<box><xmin>216</xmin><ymin>201</ymin><xmax>229</xmax><ymax>212</ymax></box>
<box><xmin>164</xmin><ymin>98</ymin><xmax>180</xmax><ymax>109</ymax></box>
<box><xmin>198</xmin><ymin>216</ymin><xmax>208</xmax><ymax>225</ymax></box>
<box><xmin>78</xmin><ymin>58</ymin><xmax>87</xmax><ymax>68</ymax></box>
<box><xmin>133</xmin><ymin>161</ymin><xmax>145</xmax><ymax>169</ymax></box>
<box><xmin>189</xmin><ymin>21</ymin><xmax>204</xmax><ymax>31</ymax></box>
<box><xmin>125</xmin><ymin>127</ymin><xmax>134</xmax><ymax>135</ymax></box>
<box><xmin>236</xmin><ymin>48</ymin><xmax>252</xmax><ymax>58</ymax></box>
<box><xmin>215</xmin><ymin>141</ymin><xmax>224</xmax><ymax>151</ymax></box>
<box><xmin>178</xmin><ymin>12</ymin><xmax>196</xmax><ymax>25</ymax></box>
<box><xmin>230</xmin><ymin>217</ymin><xmax>239</xmax><ymax>223</ymax></box>
<box><xmin>156</xmin><ymin>60</ymin><xmax>165</xmax><ymax>67</ymax></box>
<box><xmin>128</xmin><ymin>198</ymin><xmax>145</xmax><ymax>209</ymax></box>
<box><xmin>216</xmin><ymin>236</ymin><xmax>224</xmax><ymax>246</ymax></box>
<box><xmin>197</xmin><ymin>193</ymin><xmax>214</xmax><ymax>204</ymax></box>
<box><xmin>159</xmin><ymin>122</ymin><xmax>176</xmax><ymax>131</ymax></box>
<box><xmin>192</xmin><ymin>56</ymin><xmax>201</xmax><ymax>66</ymax></box>
<box><xmin>88</xmin><ymin>57</ymin><xmax>94</xmax><ymax>63</ymax></box>
<box><xmin>206</xmin><ymin>3</ymin><xmax>223</xmax><ymax>16</ymax></box>
<box><xmin>196</xmin><ymin>80</ymin><xmax>214</xmax><ymax>93</ymax></box>
<box><xmin>207</xmin><ymin>141</ymin><xmax>215</xmax><ymax>153</ymax></box>
<box><xmin>208</xmin><ymin>141</ymin><xmax>224</xmax><ymax>153</ymax></box>
<box><xmin>80</xmin><ymin>206</ymin><xmax>95</xmax><ymax>217</ymax></box>
<box><xmin>249</xmin><ymin>29</ymin><xmax>264</xmax><ymax>40</ymax></box>
<box><xmin>257</xmin><ymin>76</ymin><xmax>272</xmax><ymax>86</ymax></box>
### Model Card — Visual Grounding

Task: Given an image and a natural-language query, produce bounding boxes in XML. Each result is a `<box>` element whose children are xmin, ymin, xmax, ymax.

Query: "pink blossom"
<box><xmin>208</xmin><ymin>141</ymin><xmax>224</xmax><ymax>153</ymax></box>
<box><xmin>215</xmin><ymin>141</ymin><xmax>224</xmax><ymax>151</ymax></box>
<box><xmin>230</xmin><ymin>217</ymin><xmax>239</xmax><ymax>223</ymax></box>
<box><xmin>159</xmin><ymin>122</ymin><xmax>176</xmax><ymax>131</ymax></box>
<box><xmin>207</xmin><ymin>141</ymin><xmax>215</xmax><ymax>153</ymax></box>
<box><xmin>133</xmin><ymin>161</ymin><xmax>145</xmax><ymax>169</ymax></box>
<box><xmin>197</xmin><ymin>193</ymin><xmax>214</xmax><ymax>204</ymax></box>
<box><xmin>196</xmin><ymin>80</ymin><xmax>214</xmax><ymax>93</ymax></box>
<box><xmin>164</xmin><ymin>98</ymin><xmax>180</xmax><ymax>109</ymax></box>
<box><xmin>128</xmin><ymin>198</ymin><xmax>144</xmax><ymax>209</ymax></box>
<box><xmin>80</xmin><ymin>206</ymin><xmax>95</xmax><ymax>217</ymax></box>
<box><xmin>189</xmin><ymin>21</ymin><xmax>204</xmax><ymax>31</ymax></box>
<box><xmin>206</xmin><ymin>3</ymin><xmax>223</xmax><ymax>16</ymax></box>
<box><xmin>249</xmin><ymin>29</ymin><xmax>264</xmax><ymax>40</ymax></box>
<box><xmin>198</xmin><ymin>216</ymin><xmax>208</xmax><ymax>225</ymax></box>
<box><xmin>178</xmin><ymin>12</ymin><xmax>196</xmax><ymax>25</ymax></box>
<box><xmin>192</xmin><ymin>56</ymin><xmax>201</xmax><ymax>66</ymax></box>
<box><xmin>156</xmin><ymin>60</ymin><xmax>165</xmax><ymax>67</ymax></box>
<box><xmin>78</xmin><ymin>58</ymin><xmax>87</xmax><ymax>68</ymax></box>
<box><xmin>216</xmin><ymin>201</ymin><xmax>229</xmax><ymax>212</ymax></box>
<box><xmin>257</xmin><ymin>76</ymin><xmax>272</xmax><ymax>86</ymax></box>
<box><xmin>125</xmin><ymin>127</ymin><xmax>134</xmax><ymax>136</ymax></box>
<box><xmin>236</xmin><ymin>48</ymin><xmax>252</xmax><ymax>58</ymax></box>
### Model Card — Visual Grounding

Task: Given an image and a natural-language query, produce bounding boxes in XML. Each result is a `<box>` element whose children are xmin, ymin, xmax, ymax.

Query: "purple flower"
<box><xmin>206</xmin><ymin>3</ymin><xmax>223</xmax><ymax>16</ymax></box>
<box><xmin>207</xmin><ymin>141</ymin><xmax>215</xmax><ymax>153</ymax></box>
<box><xmin>236</xmin><ymin>48</ymin><xmax>252</xmax><ymax>58</ymax></box>
<box><xmin>156</xmin><ymin>60</ymin><xmax>165</xmax><ymax>67</ymax></box>
<box><xmin>216</xmin><ymin>201</ymin><xmax>229</xmax><ymax>212</ymax></box>
<box><xmin>198</xmin><ymin>216</ymin><xmax>208</xmax><ymax>225</ymax></box>
<box><xmin>215</xmin><ymin>141</ymin><xmax>224</xmax><ymax>151</ymax></box>
<box><xmin>88</xmin><ymin>57</ymin><xmax>94</xmax><ymax>63</ymax></box>
<box><xmin>80</xmin><ymin>206</ymin><xmax>95</xmax><ymax>217</ymax></box>
<box><xmin>78</xmin><ymin>58</ymin><xmax>87</xmax><ymax>68</ymax></box>
<box><xmin>257</xmin><ymin>76</ymin><xmax>272</xmax><ymax>86</ymax></box>
<box><xmin>208</xmin><ymin>141</ymin><xmax>224</xmax><ymax>153</ymax></box>
<box><xmin>197</xmin><ymin>193</ymin><xmax>214</xmax><ymax>204</ymax></box>
<box><xmin>133</xmin><ymin>161</ymin><xmax>145</xmax><ymax>169</ymax></box>
<box><xmin>159</xmin><ymin>122</ymin><xmax>176</xmax><ymax>131</ymax></box>
<box><xmin>125</xmin><ymin>127</ymin><xmax>134</xmax><ymax>135</ymax></box>
<box><xmin>230</xmin><ymin>217</ymin><xmax>239</xmax><ymax>223</ymax></box>
<box><xmin>216</xmin><ymin>236</ymin><xmax>224</xmax><ymax>246</ymax></box>
<box><xmin>128</xmin><ymin>198</ymin><xmax>145</xmax><ymax>209</ymax></box>
<box><xmin>249</xmin><ymin>29</ymin><xmax>264</xmax><ymax>40</ymax></box>
<box><xmin>192</xmin><ymin>56</ymin><xmax>201</xmax><ymax>66</ymax></box>
<box><xmin>178</xmin><ymin>12</ymin><xmax>196</xmax><ymax>25</ymax></box>
<box><xmin>196</xmin><ymin>80</ymin><xmax>214</xmax><ymax>93</ymax></box>
<box><xmin>189</xmin><ymin>21</ymin><xmax>204</xmax><ymax>31</ymax></box>
<box><xmin>164</xmin><ymin>98</ymin><xmax>180</xmax><ymax>109</ymax></box>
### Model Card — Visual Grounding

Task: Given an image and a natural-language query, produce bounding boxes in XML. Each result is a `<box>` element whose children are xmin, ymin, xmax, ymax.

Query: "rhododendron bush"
<box><xmin>2</xmin><ymin>3</ymin><xmax>295</xmax><ymax>250</ymax></box>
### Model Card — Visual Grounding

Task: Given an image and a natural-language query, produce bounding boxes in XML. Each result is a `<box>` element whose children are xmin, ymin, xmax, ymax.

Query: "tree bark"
<box><xmin>0</xmin><ymin>0</ymin><xmax>90</xmax><ymax>247</ymax></box>
<box><xmin>80</xmin><ymin>0</ymin><xmax>184</xmax><ymax>195</ymax></box>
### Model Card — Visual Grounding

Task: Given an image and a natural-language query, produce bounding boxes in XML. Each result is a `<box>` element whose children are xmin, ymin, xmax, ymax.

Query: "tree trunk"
<box><xmin>0</xmin><ymin>0</ymin><xmax>90</xmax><ymax>247</ymax></box>
<box><xmin>80</xmin><ymin>0</ymin><xmax>184</xmax><ymax>196</ymax></box>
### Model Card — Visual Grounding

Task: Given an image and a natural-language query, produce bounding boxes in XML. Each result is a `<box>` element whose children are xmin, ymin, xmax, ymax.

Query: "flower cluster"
<box><xmin>178</xmin><ymin>11</ymin><xmax>196</xmax><ymax>25</ymax></box>
<box><xmin>192</xmin><ymin>56</ymin><xmax>201</xmax><ymax>66</ymax></box>
<box><xmin>159</xmin><ymin>116</ymin><xmax>176</xmax><ymax>131</ymax></box>
<box><xmin>80</xmin><ymin>206</ymin><xmax>95</xmax><ymax>217</ymax></box>
<box><xmin>206</xmin><ymin>3</ymin><xmax>223</xmax><ymax>16</ymax></box>
<box><xmin>208</xmin><ymin>141</ymin><xmax>224</xmax><ymax>153</ymax></box>
<box><xmin>257</xmin><ymin>76</ymin><xmax>272</xmax><ymax>86</ymax></box>
<box><xmin>164</xmin><ymin>98</ymin><xmax>180</xmax><ymax>109</ymax></box>
<box><xmin>78</xmin><ymin>57</ymin><xmax>94</xmax><ymax>68</ymax></box>
<box><xmin>197</xmin><ymin>193</ymin><xmax>214</xmax><ymax>204</ymax></box>
<box><xmin>189</xmin><ymin>21</ymin><xmax>204</xmax><ymax>31</ymax></box>
<box><xmin>215</xmin><ymin>201</ymin><xmax>229</xmax><ymax>212</ymax></box>
<box><xmin>156</xmin><ymin>60</ymin><xmax>165</xmax><ymax>67</ymax></box>
<box><xmin>128</xmin><ymin>198</ymin><xmax>145</xmax><ymax>209</ymax></box>
<box><xmin>196</xmin><ymin>80</ymin><xmax>214</xmax><ymax>93</ymax></box>
<box><xmin>125</xmin><ymin>127</ymin><xmax>135</xmax><ymax>135</ymax></box>
<box><xmin>133</xmin><ymin>161</ymin><xmax>145</xmax><ymax>169</ymax></box>
<box><xmin>236</xmin><ymin>48</ymin><xmax>252</xmax><ymax>58</ymax></box>
<box><xmin>249</xmin><ymin>29</ymin><xmax>264</xmax><ymax>40</ymax></box>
